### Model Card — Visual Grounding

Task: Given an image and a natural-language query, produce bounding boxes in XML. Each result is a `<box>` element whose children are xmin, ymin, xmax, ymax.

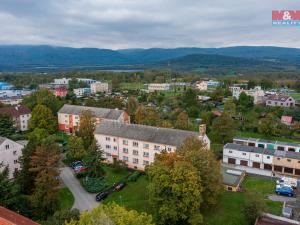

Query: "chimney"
<box><xmin>199</xmin><ymin>124</ymin><xmax>206</xmax><ymax>137</ymax></box>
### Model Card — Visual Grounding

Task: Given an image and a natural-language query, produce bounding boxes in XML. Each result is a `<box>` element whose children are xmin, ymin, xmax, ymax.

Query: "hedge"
<box><xmin>80</xmin><ymin>177</ymin><xmax>108</xmax><ymax>193</ymax></box>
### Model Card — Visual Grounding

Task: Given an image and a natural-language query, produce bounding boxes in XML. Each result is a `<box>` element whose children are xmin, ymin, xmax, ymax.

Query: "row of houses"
<box><xmin>223</xmin><ymin>138</ymin><xmax>300</xmax><ymax>177</ymax></box>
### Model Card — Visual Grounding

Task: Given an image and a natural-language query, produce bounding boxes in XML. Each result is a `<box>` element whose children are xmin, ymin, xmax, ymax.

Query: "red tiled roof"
<box><xmin>0</xmin><ymin>207</ymin><xmax>40</xmax><ymax>225</ymax></box>
<box><xmin>281</xmin><ymin>116</ymin><xmax>293</xmax><ymax>124</ymax></box>
<box><xmin>0</xmin><ymin>105</ymin><xmax>31</xmax><ymax>117</ymax></box>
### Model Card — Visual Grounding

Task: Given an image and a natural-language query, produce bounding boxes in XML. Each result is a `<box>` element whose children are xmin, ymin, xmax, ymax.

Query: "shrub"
<box><xmin>80</xmin><ymin>177</ymin><xmax>108</xmax><ymax>193</ymax></box>
<box><xmin>127</xmin><ymin>171</ymin><xmax>141</xmax><ymax>182</ymax></box>
<box><xmin>75</xmin><ymin>171</ymin><xmax>88</xmax><ymax>179</ymax></box>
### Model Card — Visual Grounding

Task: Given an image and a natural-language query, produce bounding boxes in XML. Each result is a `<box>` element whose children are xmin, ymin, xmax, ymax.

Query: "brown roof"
<box><xmin>267</xmin><ymin>95</ymin><xmax>292</xmax><ymax>102</ymax></box>
<box><xmin>0</xmin><ymin>207</ymin><xmax>40</xmax><ymax>225</ymax></box>
<box><xmin>0</xmin><ymin>105</ymin><xmax>31</xmax><ymax>117</ymax></box>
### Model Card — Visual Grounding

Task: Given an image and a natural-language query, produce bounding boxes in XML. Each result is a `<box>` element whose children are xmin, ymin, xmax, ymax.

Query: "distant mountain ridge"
<box><xmin>0</xmin><ymin>45</ymin><xmax>300</xmax><ymax>71</ymax></box>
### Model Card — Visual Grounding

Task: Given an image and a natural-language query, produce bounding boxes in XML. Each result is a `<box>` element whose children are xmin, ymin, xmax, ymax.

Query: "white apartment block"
<box><xmin>94</xmin><ymin>121</ymin><xmax>210</xmax><ymax>170</ymax></box>
<box><xmin>77</xmin><ymin>78</ymin><xmax>97</xmax><ymax>85</ymax></box>
<box><xmin>148</xmin><ymin>83</ymin><xmax>171</xmax><ymax>92</ymax></box>
<box><xmin>73</xmin><ymin>88</ymin><xmax>91</xmax><ymax>97</ymax></box>
<box><xmin>232</xmin><ymin>86</ymin><xmax>265</xmax><ymax>104</ymax></box>
<box><xmin>91</xmin><ymin>82</ymin><xmax>109</xmax><ymax>94</ymax></box>
<box><xmin>196</xmin><ymin>81</ymin><xmax>208</xmax><ymax>91</ymax></box>
<box><xmin>58</xmin><ymin>104</ymin><xmax>130</xmax><ymax>133</ymax></box>
<box><xmin>0</xmin><ymin>137</ymin><xmax>27</xmax><ymax>178</ymax></box>
<box><xmin>0</xmin><ymin>105</ymin><xmax>31</xmax><ymax>131</ymax></box>
<box><xmin>54</xmin><ymin>78</ymin><xmax>71</xmax><ymax>85</ymax></box>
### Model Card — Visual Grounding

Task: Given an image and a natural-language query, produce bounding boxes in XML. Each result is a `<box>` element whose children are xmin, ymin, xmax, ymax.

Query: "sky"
<box><xmin>0</xmin><ymin>0</ymin><xmax>300</xmax><ymax>49</ymax></box>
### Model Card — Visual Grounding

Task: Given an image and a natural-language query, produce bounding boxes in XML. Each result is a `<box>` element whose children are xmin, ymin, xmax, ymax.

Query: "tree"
<box><xmin>23</xmin><ymin>88</ymin><xmax>63</xmax><ymax>114</ymax></box>
<box><xmin>224</xmin><ymin>98</ymin><xmax>236</xmax><ymax>117</ymax></box>
<box><xmin>43</xmin><ymin>209</ymin><xmax>80</xmax><ymax>225</ymax></box>
<box><xmin>211</xmin><ymin>113</ymin><xmax>236</xmax><ymax>143</ymax></box>
<box><xmin>177</xmin><ymin>138</ymin><xmax>223</xmax><ymax>206</ymax></box>
<box><xmin>243</xmin><ymin>193</ymin><xmax>265</xmax><ymax>225</ymax></box>
<box><xmin>67</xmin><ymin>136</ymin><xmax>87</xmax><ymax>161</ymax></box>
<box><xmin>65</xmin><ymin>203</ymin><xmax>154</xmax><ymax>225</ymax></box>
<box><xmin>175</xmin><ymin>111</ymin><xmax>190</xmax><ymax>130</ymax></box>
<box><xmin>258</xmin><ymin>113</ymin><xmax>281</xmax><ymax>137</ymax></box>
<box><xmin>181</xmin><ymin>89</ymin><xmax>198</xmax><ymax>108</ymax></box>
<box><xmin>147</xmin><ymin>152</ymin><xmax>203</xmax><ymax>225</ymax></box>
<box><xmin>126</xmin><ymin>97</ymin><xmax>139</xmax><ymax>121</ymax></box>
<box><xmin>0</xmin><ymin>166</ymin><xmax>20</xmax><ymax>210</ymax></box>
<box><xmin>29</xmin><ymin>104</ymin><xmax>57</xmax><ymax>134</ymax></box>
<box><xmin>0</xmin><ymin>113</ymin><xmax>15</xmax><ymax>137</ymax></box>
<box><xmin>160</xmin><ymin>120</ymin><xmax>173</xmax><ymax>128</ymax></box>
<box><xmin>78</xmin><ymin>110</ymin><xmax>95</xmax><ymax>149</ymax></box>
<box><xmin>237</xmin><ymin>92</ymin><xmax>254</xmax><ymax>112</ymax></box>
<box><xmin>112</xmin><ymin>77</ymin><xmax>121</xmax><ymax>90</ymax></box>
<box><xmin>134</xmin><ymin>106</ymin><xmax>161</xmax><ymax>126</ymax></box>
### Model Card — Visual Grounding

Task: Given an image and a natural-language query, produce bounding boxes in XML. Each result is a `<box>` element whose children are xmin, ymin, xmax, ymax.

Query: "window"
<box><xmin>242</xmin><ymin>153</ymin><xmax>246</xmax><ymax>156</ymax></box>
<box><xmin>143</xmin><ymin>152</ymin><xmax>149</xmax><ymax>157</ymax></box>
<box><xmin>13</xmin><ymin>151</ymin><xmax>17</xmax><ymax>155</ymax></box>
<box><xmin>287</xmin><ymin>159</ymin><xmax>291</xmax><ymax>162</ymax></box>
<box><xmin>113</xmin><ymin>146</ymin><xmax>118</xmax><ymax>151</ymax></box>
<box><xmin>123</xmin><ymin>156</ymin><xmax>128</xmax><ymax>162</ymax></box>
<box><xmin>277</xmin><ymin>157</ymin><xmax>281</xmax><ymax>160</ymax></box>
<box><xmin>113</xmin><ymin>138</ymin><xmax>117</xmax><ymax>142</ymax></box>
<box><xmin>154</xmin><ymin>145</ymin><xmax>160</xmax><ymax>150</ymax></box>
<box><xmin>105</xmin><ymin>145</ymin><xmax>111</xmax><ymax>149</ymax></box>
<box><xmin>14</xmin><ymin>160</ymin><xmax>18</xmax><ymax>164</ymax></box>
<box><xmin>106</xmin><ymin>153</ymin><xmax>111</xmax><ymax>157</ymax></box>
<box><xmin>123</xmin><ymin>148</ymin><xmax>128</xmax><ymax>153</ymax></box>
<box><xmin>5</xmin><ymin>145</ymin><xmax>9</xmax><ymax>150</ymax></box>
<box><xmin>133</xmin><ymin>158</ymin><xmax>139</xmax><ymax>164</ymax></box>
<box><xmin>143</xmin><ymin>160</ymin><xmax>149</xmax><ymax>165</ymax></box>
<box><xmin>229</xmin><ymin>150</ymin><xmax>233</xmax><ymax>153</ymax></box>
<box><xmin>133</xmin><ymin>150</ymin><xmax>139</xmax><ymax>156</ymax></box>
<box><xmin>143</xmin><ymin>143</ymin><xmax>149</xmax><ymax>149</ymax></box>
<box><xmin>288</xmin><ymin>148</ymin><xmax>295</xmax><ymax>152</ymax></box>
<box><xmin>255</xmin><ymin>154</ymin><xmax>259</xmax><ymax>157</ymax></box>
<box><xmin>123</xmin><ymin>140</ymin><xmax>128</xmax><ymax>145</ymax></box>
<box><xmin>277</xmin><ymin>146</ymin><xmax>284</xmax><ymax>151</ymax></box>
<box><xmin>167</xmin><ymin>147</ymin><xmax>172</xmax><ymax>152</ymax></box>
<box><xmin>106</xmin><ymin>137</ymin><xmax>110</xmax><ymax>141</ymax></box>
<box><xmin>133</xmin><ymin>141</ymin><xmax>139</xmax><ymax>147</ymax></box>
<box><xmin>267</xmin><ymin>156</ymin><xmax>270</xmax><ymax>159</ymax></box>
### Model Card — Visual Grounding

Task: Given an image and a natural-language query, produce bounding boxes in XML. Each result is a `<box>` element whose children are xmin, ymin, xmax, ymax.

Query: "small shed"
<box><xmin>221</xmin><ymin>166</ymin><xmax>245</xmax><ymax>192</ymax></box>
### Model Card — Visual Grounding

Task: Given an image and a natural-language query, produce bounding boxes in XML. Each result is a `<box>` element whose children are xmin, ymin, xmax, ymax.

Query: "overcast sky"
<box><xmin>0</xmin><ymin>0</ymin><xmax>299</xmax><ymax>49</ymax></box>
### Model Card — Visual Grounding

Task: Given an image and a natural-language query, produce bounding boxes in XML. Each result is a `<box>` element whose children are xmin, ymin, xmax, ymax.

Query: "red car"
<box><xmin>74</xmin><ymin>166</ymin><xmax>88</xmax><ymax>173</ymax></box>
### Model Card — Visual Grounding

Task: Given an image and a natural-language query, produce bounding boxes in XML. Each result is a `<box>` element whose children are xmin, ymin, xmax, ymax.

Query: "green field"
<box><xmin>103</xmin><ymin>175</ymin><xmax>282</xmax><ymax>225</ymax></box>
<box><xmin>58</xmin><ymin>187</ymin><xmax>75</xmax><ymax>210</ymax></box>
<box><xmin>289</xmin><ymin>93</ymin><xmax>300</xmax><ymax>99</ymax></box>
<box><xmin>120</xmin><ymin>82</ymin><xmax>143</xmax><ymax>90</ymax></box>
<box><xmin>102</xmin><ymin>165</ymin><xmax>131</xmax><ymax>186</ymax></box>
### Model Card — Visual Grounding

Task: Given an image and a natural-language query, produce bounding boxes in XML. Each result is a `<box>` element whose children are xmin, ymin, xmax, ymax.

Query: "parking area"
<box><xmin>285</xmin><ymin>181</ymin><xmax>300</xmax><ymax>221</ymax></box>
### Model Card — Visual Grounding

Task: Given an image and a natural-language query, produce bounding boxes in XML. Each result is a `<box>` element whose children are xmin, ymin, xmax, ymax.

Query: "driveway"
<box><xmin>268</xmin><ymin>195</ymin><xmax>296</xmax><ymax>202</ymax></box>
<box><xmin>60</xmin><ymin>166</ymin><xmax>98</xmax><ymax>212</ymax></box>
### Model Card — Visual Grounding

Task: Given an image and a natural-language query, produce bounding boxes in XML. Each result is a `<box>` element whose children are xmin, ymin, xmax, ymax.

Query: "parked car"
<box><xmin>275</xmin><ymin>185</ymin><xmax>294</xmax><ymax>197</ymax></box>
<box><xmin>113</xmin><ymin>182</ymin><xmax>126</xmax><ymax>192</ymax></box>
<box><xmin>72</xmin><ymin>161</ymin><xmax>83</xmax><ymax>169</ymax></box>
<box><xmin>95</xmin><ymin>191</ymin><xmax>109</xmax><ymax>201</ymax></box>
<box><xmin>276</xmin><ymin>177</ymin><xmax>297</xmax><ymax>189</ymax></box>
<box><xmin>74</xmin><ymin>167</ymin><xmax>88</xmax><ymax>174</ymax></box>
<box><xmin>282</xmin><ymin>202</ymin><xmax>293</xmax><ymax>218</ymax></box>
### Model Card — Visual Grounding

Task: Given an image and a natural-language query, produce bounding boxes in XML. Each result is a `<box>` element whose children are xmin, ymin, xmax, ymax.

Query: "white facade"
<box><xmin>148</xmin><ymin>83</ymin><xmax>171</xmax><ymax>92</ymax></box>
<box><xmin>232</xmin><ymin>86</ymin><xmax>265</xmax><ymax>104</ymax></box>
<box><xmin>18</xmin><ymin>113</ymin><xmax>31</xmax><ymax>131</ymax></box>
<box><xmin>73</xmin><ymin>88</ymin><xmax>91</xmax><ymax>97</ymax></box>
<box><xmin>77</xmin><ymin>78</ymin><xmax>97</xmax><ymax>85</ymax></box>
<box><xmin>91</xmin><ymin>82</ymin><xmax>109</xmax><ymax>94</ymax></box>
<box><xmin>54</xmin><ymin>78</ymin><xmax>71</xmax><ymax>85</ymax></box>
<box><xmin>196</xmin><ymin>81</ymin><xmax>208</xmax><ymax>91</ymax></box>
<box><xmin>0</xmin><ymin>137</ymin><xmax>26</xmax><ymax>179</ymax></box>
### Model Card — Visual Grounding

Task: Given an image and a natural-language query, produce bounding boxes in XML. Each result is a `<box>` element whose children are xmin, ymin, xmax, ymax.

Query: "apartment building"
<box><xmin>233</xmin><ymin>137</ymin><xmax>300</xmax><ymax>153</ymax></box>
<box><xmin>77</xmin><ymin>78</ymin><xmax>97</xmax><ymax>85</ymax></box>
<box><xmin>232</xmin><ymin>86</ymin><xmax>265</xmax><ymax>104</ymax></box>
<box><xmin>91</xmin><ymin>82</ymin><xmax>109</xmax><ymax>94</ymax></box>
<box><xmin>223</xmin><ymin>143</ymin><xmax>300</xmax><ymax>176</ymax></box>
<box><xmin>0</xmin><ymin>137</ymin><xmax>27</xmax><ymax>178</ymax></box>
<box><xmin>0</xmin><ymin>105</ymin><xmax>31</xmax><ymax>131</ymax></box>
<box><xmin>73</xmin><ymin>88</ymin><xmax>91</xmax><ymax>97</ymax></box>
<box><xmin>54</xmin><ymin>86</ymin><xmax>68</xmax><ymax>97</ymax></box>
<box><xmin>147</xmin><ymin>83</ymin><xmax>171</xmax><ymax>92</ymax></box>
<box><xmin>58</xmin><ymin>104</ymin><xmax>130</xmax><ymax>133</ymax></box>
<box><xmin>94</xmin><ymin>121</ymin><xmax>210</xmax><ymax>170</ymax></box>
<box><xmin>265</xmin><ymin>94</ymin><xmax>295</xmax><ymax>108</ymax></box>
<box><xmin>196</xmin><ymin>80</ymin><xmax>220</xmax><ymax>91</ymax></box>
<box><xmin>54</xmin><ymin>78</ymin><xmax>71</xmax><ymax>85</ymax></box>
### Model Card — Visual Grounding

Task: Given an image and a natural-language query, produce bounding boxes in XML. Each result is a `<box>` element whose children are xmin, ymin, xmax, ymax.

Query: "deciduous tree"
<box><xmin>175</xmin><ymin>111</ymin><xmax>190</xmax><ymax>130</ymax></box>
<box><xmin>78</xmin><ymin>110</ymin><xmax>95</xmax><ymax>149</ymax></box>
<box><xmin>67</xmin><ymin>136</ymin><xmax>87</xmax><ymax>161</ymax></box>
<box><xmin>211</xmin><ymin>113</ymin><xmax>236</xmax><ymax>143</ymax></box>
<box><xmin>0</xmin><ymin>113</ymin><xmax>15</xmax><ymax>137</ymax></box>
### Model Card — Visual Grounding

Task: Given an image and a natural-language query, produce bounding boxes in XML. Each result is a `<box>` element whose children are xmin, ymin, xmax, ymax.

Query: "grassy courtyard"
<box><xmin>58</xmin><ymin>187</ymin><xmax>75</xmax><ymax>210</ymax></box>
<box><xmin>103</xmin><ymin>175</ymin><xmax>282</xmax><ymax>225</ymax></box>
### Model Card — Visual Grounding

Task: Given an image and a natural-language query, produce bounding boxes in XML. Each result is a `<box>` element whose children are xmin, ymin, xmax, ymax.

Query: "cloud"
<box><xmin>0</xmin><ymin>0</ymin><xmax>299</xmax><ymax>49</ymax></box>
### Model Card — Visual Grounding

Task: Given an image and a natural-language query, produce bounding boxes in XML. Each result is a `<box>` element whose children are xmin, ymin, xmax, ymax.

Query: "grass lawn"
<box><xmin>58</xmin><ymin>187</ymin><xmax>75</xmax><ymax>210</ymax></box>
<box><xmin>289</xmin><ymin>93</ymin><xmax>300</xmax><ymax>99</ymax></box>
<box><xmin>103</xmin><ymin>175</ymin><xmax>150</xmax><ymax>213</ymax></box>
<box><xmin>120</xmin><ymin>83</ymin><xmax>143</xmax><ymax>90</ymax></box>
<box><xmin>236</xmin><ymin>130</ymin><xmax>300</xmax><ymax>144</ymax></box>
<box><xmin>102</xmin><ymin>165</ymin><xmax>132</xmax><ymax>186</ymax></box>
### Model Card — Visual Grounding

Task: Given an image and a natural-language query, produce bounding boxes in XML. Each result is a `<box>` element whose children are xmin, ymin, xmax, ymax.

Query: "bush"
<box><xmin>75</xmin><ymin>171</ymin><xmax>88</xmax><ymax>179</ymax></box>
<box><xmin>127</xmin><ymin>171</ymin><xmax>141</xmax><ymax>182</ymax></box>
<box><xmin>80</xmin><ymin>177</ymin><xmax>108</xmax><ymax>193</ymax></box>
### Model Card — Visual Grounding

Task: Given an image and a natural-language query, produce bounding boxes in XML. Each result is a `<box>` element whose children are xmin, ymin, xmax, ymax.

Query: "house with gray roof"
<box><xmin>94</xmin><ymin>121</ymin><xmax>210</xmax><ymax>170</ymax></box>
<box><xmin>57</xmin><ymin>104</ymin><xmax>130</xmax><ymax>133</ymax></box>
<box><xmin>265</xmin><ymin>94</ymin><xmax>295</xmax><ymax>108</ymax></box>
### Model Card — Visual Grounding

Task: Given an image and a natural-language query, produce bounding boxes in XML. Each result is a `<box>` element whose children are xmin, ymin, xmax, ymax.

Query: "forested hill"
<box><xmin>0</xmin><ymin>45</ymin><xmax>300</xmax><ymax>71</ymax></box>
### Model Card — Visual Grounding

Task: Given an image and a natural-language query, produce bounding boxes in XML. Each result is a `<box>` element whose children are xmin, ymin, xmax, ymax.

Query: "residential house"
<box><xmin>281</xmin><ymin>116</ymin><xmax>293</xmax><ymax>126</ymax></box>
<box><xmin>91</xmin><ymin>82</ymin><xmax>109</xmax><ymax>94</ymax></box>
<box><xmin>233</xmin><ymin>137</ymin><xmax>300</xmax><ymax>153</ymax></box>
<box><xmin>0</xmin><ymin>206</ymin><xmax>40</xmax><ymax>225</ymax></box>
<box><xmin>94</xmin><ymin>121</ymin><xmax>210</xmax><ymax>170</ymax></box>
<box><xmin>54</xmin><ymin>86</ymin><xmax>68</xmax><ymax>97</ymax></box>
<box><xmin>0</xmin><ymin>137</ymin><xmax>27</xmax><ymax>178</ymax></box>
<box><xmin>0</xmin><ymin>90</ymin><xmax>32</xmax><ymax>105</ymax></box>
<box><xmin>147</xmin><ymin>83</ymin><xmax>171</xmax><ymax>92</ymax></box>
<box><xmin>73</xmin><ymin>88</ymin><xmax>91</xmax><ymax>97</ymax></box>
<box><xmin>0</xmin><ymin>105</ymin><xmax>31</xmax><ymax>131</ymax></box>
<box><xmin>196</xmin><ymin>80</ymin><xmax>220</xmax><ymax>91</ymax></box>
<box><xmin>232</xmin><ymin>86</ymin><xmax>265</xmax><ymax>104</ymax></box>
<box><xmin>265</xmin><ymin>95</ymin><xmax>295</xmax><ymax>108</ymax></box>
<box><xmin>223</xmin><ymin>143</ymin><xmax>300</xmax><ymax>176</ymax></box>
<box><xmin>57</xmin><ymin>104</ymin><xmax>130</xmax><ymax>133</ymax></box>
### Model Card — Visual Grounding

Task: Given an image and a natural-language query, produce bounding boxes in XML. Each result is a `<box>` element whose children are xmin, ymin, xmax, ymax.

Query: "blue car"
<box><xmin>275</xmin><ymin>185</ymin><xmax>294</xmax><ymax>197</ymax></box>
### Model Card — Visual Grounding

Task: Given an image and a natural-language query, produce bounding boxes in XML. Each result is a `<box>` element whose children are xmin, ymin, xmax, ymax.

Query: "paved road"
<box><xmin>268</xmin><ymin>195</ymin><xmax>296</xmax><ymax>202</ymax></box>
<box><xmin>60</xmin><ymin>166</ymin><xmax>98</xmax><ymax>212</ymax></box>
